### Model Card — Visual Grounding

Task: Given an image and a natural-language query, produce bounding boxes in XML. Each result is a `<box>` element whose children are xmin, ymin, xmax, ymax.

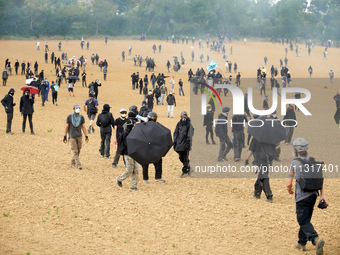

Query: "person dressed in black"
<box><xmin>284</xmin><ymin>104</ymin><xmax>297</xmax><ymax>145</ymax></box>
<box><xmin>244</xmin><ymin>138</ymin><xmax>274</xmax><ymax>202</ymax></box>
<box><xmin>21</xmin><ymin>61</ymin><xmax>26</xmax><ymax>75</ymax></box>
<box><xmin>1</xmin><ymin>88</ymin><xmax>16</xmax><ymax>134</ymax></box>
<box><xmin>139</xmin><ymin>78</ymin><xmax>143</xmax><ymax>95</ymax></box>
<box><xmin>39</xmin><ymin>80</ymin><xmax>48</xmax><ymax>107</ymax></box>
<box><xmin>153</xmin><ymin>85</ymin><xmax>161</xmax><ymax>105</ymax></box>
<box><xmin>88</xmin><ymin>79</ymin><xmax>101</xmax><ymax>99</ymax></box>
<box><xmin>333</xmin><ymin>92</ymin><xmax>340</xmax><ymax>109</ymax></box>
<box><xmin>139</xmin><ymin>100</ymin><xmax>150</xmax><ymax>117</ymax></box>
<box><xmin>146</xmin><ymin>90</ymin><xmax>154</xmax><ymax>110</ymax></box>
<box><xmin>50</xmin><ymin>81</ymin><xmax>58</xmax><ymax>106</ymax></box>
<box><xmin>82</xmin><ymin>70</ymin><xmax>87</xmax><ymax>87</ymax></box>
<box><xmin>141</xmin><ymin>112</ymin><xmax>166</xmax><ymax>183</ymax></box>
<box><xmin>204</xmin><ymin>104</ymin><xmax>216</xmax><ymax>145</ymax></box>
<box><xmin>112</xmin><ymin>109</ymin><xmax>127</xmax><ymax>168</ymax></box>
<box><xmin>96</xmin><ymin>104</ymin><xmax>115</xmax><ymax>159</ymax></box>
<box><xmin>19</xmin><ymin>88</ymin><xmax>35</xmax><ymax>135</ymax></box>
<box><xmin>34</xmin><ymin>61</ymin><xmax>38</xmax><ymax>76</ymax></box>
<box><xmin>131</xmin><ymin>73</ymin><xmax>137</xmax><ymax>90</ymax></box>
<box><xmin>230</xmin><ymin>113</ymin><xmax>248</xmax><ymax>161</ymax></box>
<box><xmin>215</xmin><ymin>107</ymin><xmax>233</xmax><ymax>162</ymax></box>
<box><xmin>244</xmin><ymin>93</ymin><xmax>251</xmax><ymax>119</ymax></box>
<box><xmin>14</xmin><ymin>60</ymin><xmax>19</xmax><ymax>75</ymax></box>
<box><xmin>173</xmin><ymin>111</ymin><xmax>194</xmax><ymax>178</ymax></box>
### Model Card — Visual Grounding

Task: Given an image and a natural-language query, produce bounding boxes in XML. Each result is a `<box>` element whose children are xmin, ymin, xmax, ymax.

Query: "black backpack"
<box><xmin>258</xmin><ymin>142</ymin><xmax>277</xmax><ymax>162</ymax></box>
<box><xmin>87</xmin><ymin>98</ymin><xmax>97</xmax><ymax>114</ymax></box>
<box><xmin>143</xmin><ymin>86</ymin><xmax>148</xmax><ymax>95</ymax></box>
<box><xmin>295</xmin><ymin>157</ymin><xmax>324</xmax><ymax>192</ymax></box>
<box><xmin>117</xmin><ymin>132</ymin><xmax>127</xmax><ymax>155</ymax></box>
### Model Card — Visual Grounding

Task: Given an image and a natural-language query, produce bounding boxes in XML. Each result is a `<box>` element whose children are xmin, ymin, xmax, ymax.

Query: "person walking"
<box><xmin>215</xmin><ymin>107</ymin><xmax>233</xmax><ymax>162</ymax></box>
<box><xmin>2</xmin><ymin>69</ymin><xmax>8</xmax><ymax>86</ymax></box>
<box><xmin>160</xmin><ymin>82</ymin><xmax>168</xmax><ymax>105</ymax></box>
<box><xmin>112</xmin><ymin>109</ymin><xmax>127</xmax><ymax>168</ymax></box>
<box><xmin>50</xmin><ymin>81</ymin><xmax>58</xmax><ymax>106</ymax></box>
<box><xmin>146</xmin><ymin>90</ymin><xmax>154</xmax><ymax>110</ymax></box>
<box><xmin>103</xmin><ymin>65</ymin><xmax>108</xmax><ymax>81</ymax></box>
<box><xmin>141</xmin><ymin>112</ymin><xmax>166</xmax><ymax>184</ymax></box>
<box><xmin>308</xmin><ymin>66</ymin><xmax>313</xmax><ymax>78</ymax></box>
<box><xmin>96</xmin><ymin>104</ymin><xmax>115</xmax><ymax>159</ymax></box>
<box><xmin>286</xmin><ymin>138</ymin><xmax>326</xmax><ymax>255</ymax></box>
<box><xmin>178</xmin><ymin>79</ymin><xmax>184</xmax><ymax>96</ymax></box>
<box><xmin>63</xmin><ymin>104</ymin><xmax>89</xmax><ymax>170</ymax></box>
<box><xmin>166</xmin><ymin>91</ymin><xmax>176</xmax><ymax>118</ymax></box>
<box><xmin>329</xmin><ymin>70</ymin><xmax>334</xmax><ymax>83</ymax></box>
<box><xmin>116</xmin><ymin>119</ymin><xmax>139</xmax><ymax>191</ymax></box>
<box><xmin>84</xmin><ymin>92</ymin><xmax>99</xmax><ymax>134</ymax></box>
<box><xmin>82</xmin><ymin>70</ymin><xmax>87</xmax><ymax>87</ymax></box>
<box><xmin>284</xmin><ymin>104</ymin><xmax>296</xmax><ymax>145</ymax></box>
<box><xmin>333</xmin><ymin>92</ymin><xmax>340</xmax><ymax>109</ymax></box>
<box><xmin>39</xmin><ymin>80</ymin><xmax>48</xmax><ymax>107</ymax></box>
<box><xmin>173</xmin><ymin>111</ymin><xmax>194</xmax><ymax>178</ymax></box>
<box><xmin>244</xmin><ymin>137</ymin><xmax>275</xmax><ymax>203</ymax></box>
<box><xmin>204</xmin><ymin>104</ymin><xmax>216</xmax><ymax>145</ymax></box>
<box><xmin>19</xmin><ymin>88</ymin><xmax>35</xmax><ymax>135</ymax></box>
<box><xmin>1</xmin><ymin>88</ymin><xmax>16</xmax><ymax>134</ymax></box>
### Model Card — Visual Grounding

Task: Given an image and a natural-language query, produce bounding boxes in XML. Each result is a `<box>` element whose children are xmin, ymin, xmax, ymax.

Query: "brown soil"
<box><xmin>0</xmin><ymin>39</ymin><xmax>339</xmax><ymax>255</ymax></box>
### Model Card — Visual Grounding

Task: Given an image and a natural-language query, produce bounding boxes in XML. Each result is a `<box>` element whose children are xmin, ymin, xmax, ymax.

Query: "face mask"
<box><xmin>207</xmin><ymin>108</ymin><xmax>212</xmax><ymax>112</ymax></box>
<box><xmin>75</xmin><ymin>108</ymin><xmax>80</xmax><ymax>113</ymax></box>
<box><xmin>182</xmin><ymin>117</ymin><xmax>186</xmax><ymax>121</ymax></box>
<box><xmin>25</xmin><ymin>92</ymin><xmax>29</xmax><ymax>96</ymax></box>
<box><xmin>9</xmin><ymin>93</ymin><xmax>14</xmax><ymax>96</ymax></box>
<box><xmin>121</xmin><ymin>114</ymin><xmax>126</xmax><ymax>118</ymax></box>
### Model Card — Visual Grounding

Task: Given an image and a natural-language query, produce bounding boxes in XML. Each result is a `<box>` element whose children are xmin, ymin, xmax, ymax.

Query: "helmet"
<box><xmin>89</xmin><ymin>91</ymin><xmax>95</xmax><ymax>97</ymax></box>
<box><xmin>181</xmin><ymin>111</ymin><xmax>188</xmax><ymax>116</ymax></box>
<box><xmin>129</xmin><ymin>105</ymin><xmax>138</xmax><ymax>114</ymax></box>
<box><xmin>222</xmin><ymin>107</ymin><xmax>230</xmax><ymax>113</ymax></box>
<box><xmin>292</xmin><ymin>138</ymin><xmax>309</xmax><ymax>152</ymax></box>
<box><xmin>147</xmin><ymin>111</ymin><xmax>158</xmax><ymax>122</ymax></box>
<box><xmin>120</xmin><ymin>108</ymin><xmax>127</xmax><ymax>118</ymax></box>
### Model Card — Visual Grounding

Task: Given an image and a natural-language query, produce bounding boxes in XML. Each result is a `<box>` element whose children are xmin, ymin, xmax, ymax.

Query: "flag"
<box><xmin>207</xmin><ymin>61</ymin><xmax>219</xmax><ymax>71</ymax></box>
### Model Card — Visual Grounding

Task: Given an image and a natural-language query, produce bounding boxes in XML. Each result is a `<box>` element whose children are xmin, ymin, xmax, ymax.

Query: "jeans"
<box><xmin>285</xmin><ymin>127</ymin><xmax>294</xmax><ymax>143</ymax></box>
<box><xmin>233</xmin><ymin>131</ymin><xmax>244</xmax><ymax>160</ymax></box>
<box><xmin>22</xmin><ymin>114</ymin><xmax>33</xmax><ymax>132</ymax></box>
<box><xmin>254</xmin><ymin>164</ymin><xmax>273</xmax><ymax>199</ymax></box>
<box><xmin>296</xmin><ymin>194</ymin><xmax>318</xmax><ymax>245</ymax></box>
<box><xmin>160</xmin><ymin>94</ymin><xmax>165</xmax><ymax>104</ymax></box>
<box><xmin>99</xmin><ymin>132</ymin><xmax>112</xmax><ymax>157</ymax></box>
<box><xmin>218</xmin><ymin>137</ymin><xmax>233</xmax><ymax>160</ymax></box>
<box><xmin>179</xmin><ymin>86</ymin><xmax>184</xmax><ymax>96</ymax></box>
<box><xmin>117</xmin><ymin>155</ymin><xmax>139</xmax><ymax>188</ymax></box>
<box><xmin>142</xmin><ymin>158</ymin><xmax>162</xmax><ymax>180</ymax></box>
<box><xmin>6</xmin><ymin>112</ymin><xmax>13</xmax><ymax>133</ymax></box>
<box><xmin>167</xmin><ymin>105</ymin><xmax>174</xmax><ymax>117</ymax></box>
<box><xmin>82</xmin><ymin>79</ymin><xmax>86</xmax><ymax>87</ymax></box>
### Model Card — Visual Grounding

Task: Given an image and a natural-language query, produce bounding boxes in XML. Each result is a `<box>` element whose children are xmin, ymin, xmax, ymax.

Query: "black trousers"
<box><xmin>52</xmin><ymin>93</ymin><xmax>58</xmax><ymax>104</ymax></box>
<box><xmin>178</xmin><ymin>151</ymin><xmax>190</xmax><ymax>174</ymax></box>
<box><xmin>296</xmin><ymin>194</ymin><xmax>318</xmax><ymax>245</ymax></box>
<box><xmin>205</xmin><ymin>125</ymin><xmax>215</xmax><ymax>143</ymax></box>
<box><xmin>142</xmin><ymin>158</ymin><xmax>162</xmax><ymax>180</ymax></box>
<box><xmin>22</xmin><ymin>114</ymin><xmax>33</xmax><ymax>132</ymax></box>
<box><xmin>99</xmin><ymin>132</ymin><xmax>112</xmax><ymax>157</ymax></box>
<box><xmin>218</xmin><ymin>137</ymin><xmax>233</xmax><ymax>160</ymax></box>
<box><xmin>82</xmin><ymin>79</ymin><xmax>86</xmax><ymax>87</ymax></box>
<box><xmin>41</xmin><ymin>94</ymin><xmax>46</xmax><ymax>106</ymax></box>
<box><xmin>6</xmin><ymin>112</ymin><xmax>13</xmax><ymax>133</ymax></box>
<box><xmin>254</xmin><ymin>164</ymin><xmax>273</xmax><ymax>199</ymax></box>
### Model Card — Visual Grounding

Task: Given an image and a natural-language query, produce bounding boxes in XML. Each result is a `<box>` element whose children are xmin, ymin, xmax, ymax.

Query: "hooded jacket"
<box><xmin>173</xmin><ymin>117</ymin><xmax>194</xmax><ymax>152</ymax></box>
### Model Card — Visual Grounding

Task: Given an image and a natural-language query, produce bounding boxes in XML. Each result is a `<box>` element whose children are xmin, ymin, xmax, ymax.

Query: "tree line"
<box><xmin>0</xmin><ymin>0</ymin><xmax>339</xmax><ymax>41</ymax></box>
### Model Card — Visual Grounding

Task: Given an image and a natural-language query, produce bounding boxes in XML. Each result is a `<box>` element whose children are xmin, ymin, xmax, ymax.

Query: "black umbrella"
<box><xmin>247</xmin><ymin>116</ymin><xmax>286</xmax><ymax>144</ymax></box>
<box><xmin>67</xmin><ymin>76</ymin><xmax>79</xmax><ymax>80</ymax></box>
<box><xmin>334</xmin><ymin>108</ymin><xmax>340</xmax><ymax>124</ymax></box>
<box><xmin>127</xmin><ymin>121</ymin><xmax>173</xmax><ymax>165</ymax></box>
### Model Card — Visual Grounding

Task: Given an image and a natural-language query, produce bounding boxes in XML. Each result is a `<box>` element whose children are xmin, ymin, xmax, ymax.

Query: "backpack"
<box><xmin>117</xmin><ymin>132</ymin><xmax>127</xmax><ymax>155</ymax></box>
<box><xmin>87</xmin><ymin>98</ymin><xmax>97</xmax><ymax>114</ymax></box>
<box><xmin>258</xmin><ymin>142</ymin><xmax>277</xmax><ymax>162</ymax></box>
<box><xmin>143</xmin><ymin>86</ymin><xmax>148</xmax><ymax>95</ymax></box>
<box><xmin>295</xmin><ymin>157</ymin><xmax>324</xmax><ymax>192</ymax></box>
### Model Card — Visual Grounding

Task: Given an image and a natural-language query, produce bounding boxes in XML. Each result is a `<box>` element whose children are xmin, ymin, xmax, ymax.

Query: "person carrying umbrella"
<box><xmin>116</xmin><ymin>119</ymin><xmax>139</xmax><ymax>191</ymax></box>
<box><xmin>19</xmin><ymin>88</ymin><xmax>35</xmax><ymax>135</ymax></box>
<box><xmin>140</xmin><ymin>112</ymin><xmax>166</xmax><ymax>184</ymax></box>
<box><xmin>244</xmin><ymin>116</ymin><xmax>286</xmax><ymax>203</ymax></box>
<box><xmin>63</xmin><ymin>104</ymin><xmax>89</xmax><ymax>170</ymax></box>
<box><xmin>1</xmin><ymin>88</ymin><xmax>16</xmax><ymax>134</ymax></box>
<box><xmin>173</xmin><ymin>111</ymin><xmax>194</xmax><ymax>178</ymax></box>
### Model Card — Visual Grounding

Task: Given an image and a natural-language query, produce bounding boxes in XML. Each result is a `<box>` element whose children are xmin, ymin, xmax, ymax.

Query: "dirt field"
<box><xmin>0</xmin><ymin>39</ymin><xmax>339</xmax><ymax>255</ymax></box>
